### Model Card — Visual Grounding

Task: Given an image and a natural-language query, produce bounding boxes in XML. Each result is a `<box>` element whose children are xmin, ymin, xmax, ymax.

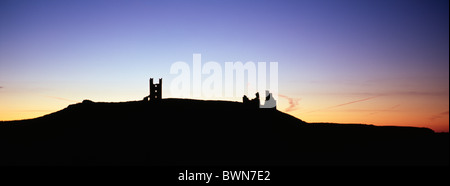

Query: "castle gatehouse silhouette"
<box><xmin>243</xmin><ymin>91</ymin><xmax>277</xmax><ymax>109</ymax></box>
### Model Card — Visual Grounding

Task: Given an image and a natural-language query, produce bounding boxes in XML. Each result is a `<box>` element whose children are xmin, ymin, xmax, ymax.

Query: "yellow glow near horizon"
<box><xmin>1</xmin><ymin>92</ymin><xmax>448</xmax><ymax>133</ymax></box>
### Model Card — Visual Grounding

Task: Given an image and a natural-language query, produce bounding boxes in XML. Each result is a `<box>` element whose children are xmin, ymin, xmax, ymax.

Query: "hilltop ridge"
<box><xmin>0</xmin><ymin>99</ymin><xmax>447</xmax><ymax>165</ymax></box>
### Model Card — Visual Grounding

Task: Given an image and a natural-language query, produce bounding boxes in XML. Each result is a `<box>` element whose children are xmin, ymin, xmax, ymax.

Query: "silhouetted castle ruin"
<box><xmin>143</xmin><ymin>78</ymin><xmax>162</xmax><ymax>101</ymax></box>
<box><xmin>243</xmin><ymin>91</ymin><xmax>276</xmax><ymax>109</ymax></box>
<box><xmin>141</xmin><ymin>77</ymin><xmax>277</xmax><ymax>108</ymax></box>
<box><xmin>243</xmin><ymin>92</ymin><xmax>260</xmax><ymax>108</ymax></box>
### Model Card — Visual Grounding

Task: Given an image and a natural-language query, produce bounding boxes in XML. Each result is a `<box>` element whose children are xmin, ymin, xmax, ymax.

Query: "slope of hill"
<box><xmin>0</xmin><ymin>99</ymin><xmax>448</xmax><ymax>165</ymax></box>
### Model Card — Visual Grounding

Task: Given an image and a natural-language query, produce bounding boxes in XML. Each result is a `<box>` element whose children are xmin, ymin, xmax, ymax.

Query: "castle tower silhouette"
<box><xmin>150</xmin><ymin>78</ymin><xmax>162</xmax><ymax>100</ymax></box>
<box><xmin>144</xmin><ymin>78</ymin><xmax>162</xmax><ymax>101</ymax></box>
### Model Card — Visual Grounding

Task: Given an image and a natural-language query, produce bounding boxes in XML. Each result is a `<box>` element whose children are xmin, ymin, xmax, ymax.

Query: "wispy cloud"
<box><xmin>312</xmin><ymin>91</ymin><xmax>447</xmax><ymax>97</ymax></box>
<box><xmin>44</xmin><ymin>96</ymin><xmax>78</xmax><ymax>103</ymax></box>
<box><xmin>367</xmin><ymin>104</ymin><xmax>400</xmax><ymax>116</ymax></box>
<box><xmin>329</xmin><ymin>96</ymin><xmax>378</xmax><ymax>109</ymax></box>
<box><xmin>307</xmin><ymin>96</ymin><xmax>379</xmax><ymax>114</ymax></box>
<box><xmin>279</xmin><ymin>94</ymin><xmax>301</xmax><ymax>112</ymax></box>
<box><xmin>383</xmin><ymin>91</ymin><xmax>447</xmax><ymax>97</ymax></box>
<box><xmin>429</xmin><ymin>111</ymin><xmax>449</xmax><ymax>121</ymax></box>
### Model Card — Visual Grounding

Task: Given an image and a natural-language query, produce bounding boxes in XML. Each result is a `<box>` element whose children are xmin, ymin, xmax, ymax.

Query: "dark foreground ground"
<box><xmin>0</xmin><ymin>99</ymin><xmax>448</xmax><ymax>166</ymax></box>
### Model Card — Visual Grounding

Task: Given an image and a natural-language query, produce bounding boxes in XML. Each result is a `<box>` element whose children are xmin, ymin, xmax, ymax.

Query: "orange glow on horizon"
<box><xmin>1</xmin><ymin>94</ymin><xmax>448</xmax><ymax>133</ymax></box>
<box><xmin>276</xmin><ymin>93</ymin><xmax>449</xmax><ymax>133</ymax></box>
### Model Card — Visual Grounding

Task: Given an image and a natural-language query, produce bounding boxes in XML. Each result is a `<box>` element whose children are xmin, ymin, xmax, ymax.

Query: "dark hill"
<box><xmin>0</xmin><ymin>99</ymin><xmax>448</xmax><ymax>165</ymax></box>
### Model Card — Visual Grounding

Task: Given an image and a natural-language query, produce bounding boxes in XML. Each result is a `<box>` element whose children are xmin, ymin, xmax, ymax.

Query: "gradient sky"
<box><xmin>0</xmin><ymin>0</ymin><xmax>448</xmax><ymax>132</ymax></box>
